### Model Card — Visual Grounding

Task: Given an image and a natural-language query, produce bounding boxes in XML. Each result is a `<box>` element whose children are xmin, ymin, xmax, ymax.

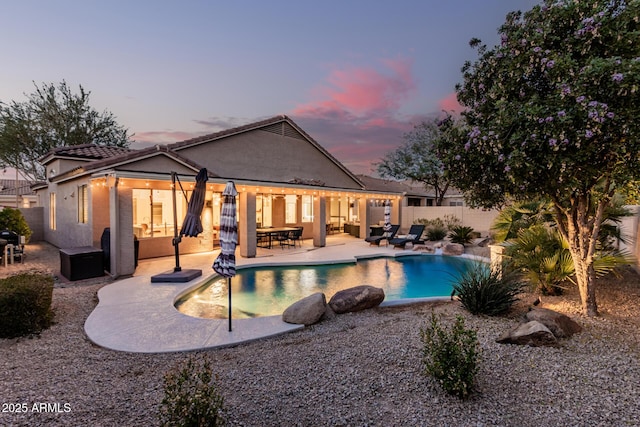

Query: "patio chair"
<box><xmin>364</xmin><ymin>224</ymin><xmax>399</xmax><ymax>246</ymax></box>
<box><xmin>0</xmin><ymin>230</ymin><xmax>25</xmax><ymax>263</ymax></box>
<box><xmin>389</xmin><ymin>224</ymin><xmax>425</xmax><ymax>249</ymax></box>
<box><xmin>275</xmin><ymin>230</ymin><xmax>292</xmax><ymax>248</ymax></box>
<box><xmin>288</xmin><ymin>227</ymin><xmax>304</xmax><ymax>248</ymax></box>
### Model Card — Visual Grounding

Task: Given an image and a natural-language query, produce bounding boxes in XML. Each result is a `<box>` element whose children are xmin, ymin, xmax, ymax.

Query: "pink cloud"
<box><xmin>133</xmin><ymin>130</ymin><xmax>200</xmax><ymax>145</ymax></box>
<box><xmin>291</xmin><ymin>57</ymin><xmax>435</xmax><ymax>175</ymax></box>
<box><xmin>438</xmin><ymin>92</ymin><xmax>464</xmax><ymax>115</ymax></box>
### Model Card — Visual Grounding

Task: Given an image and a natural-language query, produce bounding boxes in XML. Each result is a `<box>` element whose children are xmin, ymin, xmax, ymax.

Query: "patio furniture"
<box><xmin>389</xmin><ymin>224</ymin><xmax>425</xmax><ymax>249</ymax></box>
<box><xmin>288</xmin><ymin>227</ymin><xmax>304</xmax><ymax>248</ymax></box>
<box><xmin>0</xmin><ymin>230</ymin><xmax>25</xmax><ymax>263</ymax></box>
<box><xmin>364</xmin><ymin>224</ymin><xmax>399</xmax><ymax>246</ymax></box>
<box><xmin>59</xmin><ymin>246</ymin><xmax>104</xmax><ymax>281</ymax></box>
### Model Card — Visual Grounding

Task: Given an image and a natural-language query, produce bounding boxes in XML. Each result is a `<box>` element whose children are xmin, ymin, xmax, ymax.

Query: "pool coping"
<box><xmin>84</xmin><ymin>240</ymin><xmax>488</xmax><ymax>353</ymax></box>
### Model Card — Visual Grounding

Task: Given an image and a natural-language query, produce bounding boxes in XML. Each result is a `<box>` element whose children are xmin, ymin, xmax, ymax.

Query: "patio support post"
<box><xmin>239</xmin><ymin>191</ymin><xmax>256</xmax><ymax>258</ymax></box>
<box><xmin>392</xmin><ymin>198</ymin><xmax>401</xmax><ymax>230</ymax></box>
<box><xmin>108</xmin><ymin>180</ymin><xmax>120</xmax><ymax>278</ymax></box>
<box><xmin>359</xmin><ymin>197</ymin><xmax>371</xmax><ymax>238</ymax></box>
<box><xmin>313</xmin><ymin>195</ymin><xmax>326</xmax><ymax>247</ymax></box>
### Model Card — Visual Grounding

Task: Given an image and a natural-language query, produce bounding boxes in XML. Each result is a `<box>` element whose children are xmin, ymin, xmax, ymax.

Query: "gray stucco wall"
<box><xmin>19</xmin><ymin>207</ymin><xmax>44</xmax><ymax>242</ymax></box>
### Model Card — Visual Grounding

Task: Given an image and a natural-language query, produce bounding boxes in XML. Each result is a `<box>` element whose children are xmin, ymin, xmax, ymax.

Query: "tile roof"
<box><xmin>0</xmin><ymin>179</ymin><xmax>36</xmax><ymax>196</ymax></box>
<box><xmin>40</xmin><ymin>143</ymin><xmax>133</xmax><ymax>162</ymax></box>
<box><xmin>50</xmin><ymin>145</ymin><xmax>212</xmax><ymax>183</ymax></box>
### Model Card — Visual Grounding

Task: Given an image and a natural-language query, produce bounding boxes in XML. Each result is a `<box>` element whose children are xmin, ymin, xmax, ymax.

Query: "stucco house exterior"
<box><xmin>33</xmin><ymin>115</ymin><xmax>403</xmax><ymax>278</ymax></box>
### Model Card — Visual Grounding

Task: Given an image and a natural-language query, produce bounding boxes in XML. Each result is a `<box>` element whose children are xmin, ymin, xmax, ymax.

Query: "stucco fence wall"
<box><xmin>400</xmin><ymin>206</ymin><xmax>499</xmax><ymax>237</ymax></box>
<box><xmin>19</xmin><ymin>207</ymin><xmax>44</xmax><ymax>242</ymax></box>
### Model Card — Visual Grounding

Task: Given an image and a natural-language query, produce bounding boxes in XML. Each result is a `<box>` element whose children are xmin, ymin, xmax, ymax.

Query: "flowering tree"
<box><xmin>377</xmin><ymin>119</ymin><xmax>451</xmax><ymax>206</ymax></box>
<box><xmin>437</xmin><ymin>0</ymin><xmax>640</xmax><ymax>316</ymax></box>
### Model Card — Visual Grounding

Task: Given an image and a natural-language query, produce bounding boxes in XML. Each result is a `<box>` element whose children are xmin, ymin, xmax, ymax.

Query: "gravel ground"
<box><xmin>1</xmin><ymin>264</ymin><xmax>640</xmax><ymax>426</ymax></box>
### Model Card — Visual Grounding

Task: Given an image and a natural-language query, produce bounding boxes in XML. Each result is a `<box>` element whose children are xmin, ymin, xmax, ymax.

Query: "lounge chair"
<box><xmin>364</xmin><ymin>224</ymin><xmax>399</xmax><ymax>246</ymax></box>
<box><xmin>389</xmin><ymin>224</ymin><xmax>425</xmax><ymax>249</ymax></box>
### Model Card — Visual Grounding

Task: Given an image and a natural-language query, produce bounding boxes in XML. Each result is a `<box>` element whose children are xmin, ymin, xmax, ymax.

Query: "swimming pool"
<box><xmin>176</xmin><ymin>255</ymin><xmax>473</xmax><ymax>319</ymax></box>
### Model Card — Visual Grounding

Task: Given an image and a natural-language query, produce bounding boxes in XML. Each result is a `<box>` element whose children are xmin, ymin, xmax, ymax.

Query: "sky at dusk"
<box><xmin>1</xmin><ymin>0</ymin><xmax>540</xmax><ymax>177</ymax></box>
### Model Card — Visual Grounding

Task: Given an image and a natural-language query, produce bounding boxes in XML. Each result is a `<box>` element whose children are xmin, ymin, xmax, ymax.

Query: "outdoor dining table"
<box><xmin>256</xmin><ymin>227</ymin><xmax>300</xmax><ymax>249</ymax></box>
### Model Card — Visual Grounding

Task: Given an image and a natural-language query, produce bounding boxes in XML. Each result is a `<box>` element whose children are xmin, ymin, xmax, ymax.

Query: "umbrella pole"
<box><xmin>171</xmin><ymin>172</ymin><xmax>181</xmax><ymax>272</ymax></box>
<box><xmin>228</xmin><ymin>277</ymin><xmax>232</xmax><ymax>331</ymax></box>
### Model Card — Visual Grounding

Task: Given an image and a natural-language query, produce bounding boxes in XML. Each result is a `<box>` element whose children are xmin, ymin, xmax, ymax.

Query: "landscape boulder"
<box><xmin>442</xmin><ymin>243</ymin><xmax>464</xmax><ymax>256</ymax></box>
<box><xmin>524</xmin><ymin>307</ymin><xmax>582</xmax><ymax>338</ymax></box>
<box><xmin>282</xmin><ymin>292</ymin><xmax>327</xmax><ymax>326</ymax></box>
<box><xmin>496</xmin><ymin>320</ymin><xmax>558</xmax><ymax>347</ymax></box>
<box><xmin>328</xmin><ymin>285</ymin><xmax>385</xmax><ymax>314</ymax></box>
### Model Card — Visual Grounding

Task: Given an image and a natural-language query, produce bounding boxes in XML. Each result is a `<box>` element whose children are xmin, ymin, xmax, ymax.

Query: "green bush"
<box><xmin>0</xmin><ymin>273</ymin><xmax>54</xmax><ymax>338</ymax></box>
<box><xmin>448</xmin><ymin>226</ymin><xmax>475</xmax><ymax>246</ymax></box>
<box><xmin>0</xmin><ymin>208</ymin><xmax>32</xmax><ymax>243</ymax></box>
<box><xmin>452</xmin><ymin>262</ymin><xmax>524</xmax><ymax>316</ymax></box>
<box><xmin>426</xmin><ymin>225</ymin><xmax>448</xmax><ymax>241</ymax></box>
<box><xmin>159</xmin><ymin>356</ymin><xmax>226</xmax><ymax>427</ymax></box>
<box><xmin>420</xmin><ymin>312</ymin><xmax>479</xmax><ymax>399</ymax></box>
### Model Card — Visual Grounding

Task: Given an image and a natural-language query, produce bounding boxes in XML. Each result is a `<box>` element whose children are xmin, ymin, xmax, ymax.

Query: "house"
<box><xmin>0</xmin><ymin>179</ymin><xmax>38</xmax><ymax>208</ymax></box>
<box><xmin>34</xmin><ymin>115</ymin><xmax>403</xmax><ymax>278</ymax></box>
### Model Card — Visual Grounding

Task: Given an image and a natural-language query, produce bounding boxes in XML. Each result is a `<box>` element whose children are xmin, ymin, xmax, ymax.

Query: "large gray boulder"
<box><xmin>524</xmin><ymin>307</ymin><xmax>582</xmax><ymax>338</ymax></box>
<box><xmin>496</xmin><ymin>320</ymin><xmax>558</xmax><ymax>347</ymax></box>
<box><xmin>282</xmin><ymin>292</ymin><xmax>327</xmax><ymax>326</ymax></box>
<box><xmin>328</xmin><ymin>285</ymin><xmax>385</xmax><ymax>314</ymax></box>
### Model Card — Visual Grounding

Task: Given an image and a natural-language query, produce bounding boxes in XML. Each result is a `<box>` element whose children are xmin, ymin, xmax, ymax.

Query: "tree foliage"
<box><xmin>377</xmin><ymin>118</ymin><xmax>452</xmax><ymax>206</ymax></box>
<box><xmin>437</xmin><ymin>0</ymin><xmax>640</xmax><ymax>316</ymax></box>
<box><xmin>0</xmin><ymin>81</ymin><xmax>132</xmax><ymax>181</ymax></box>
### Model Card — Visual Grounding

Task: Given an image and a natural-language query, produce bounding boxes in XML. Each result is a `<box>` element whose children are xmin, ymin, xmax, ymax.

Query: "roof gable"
<box><xmin>169</xmin><ymin>115</ymin><xmax>365</xmax><ymax>189</ymax></box>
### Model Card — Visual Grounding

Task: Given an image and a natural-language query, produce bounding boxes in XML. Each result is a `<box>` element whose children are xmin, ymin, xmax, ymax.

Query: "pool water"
<box><xmin>175</xmin><ymin>255</ymin><xmax>473</xmax><ymax>319</ymax></box>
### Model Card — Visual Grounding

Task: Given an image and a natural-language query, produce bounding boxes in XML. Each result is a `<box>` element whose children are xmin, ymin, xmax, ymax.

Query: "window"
<box><xmin>78</xmin><ymin>184</ymin><xmax>88</xmax><ymax>223</ymax></box>
<box><xmin>301</xmin><ymin>195</ymin><xmax>313</xmax><ymax>222</ymax></box>
<box><xmin>285</xmin><ymin>195</ymin><xmax>297</xmax><ymax>224</ymax></box>
<box><xmin>132</xmin><ymin>188</ymin><xmax>187</xmax><ymax>238</ymax></box>
<box><xmin>49</xmin><ymin>193</ymin><xmax>56</xmax><ymax>230</ymax></box>
<box><xmin>257</xmin><ymin>194</ymin><xmax>272</xmax><ymax>228</ymax></box>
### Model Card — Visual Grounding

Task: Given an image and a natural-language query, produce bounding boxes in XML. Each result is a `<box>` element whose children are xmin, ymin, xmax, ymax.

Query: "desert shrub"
<box><xmin>0</xmin><ymin>208</ymin><xmax>32</xmax><ymax>243</ymax></box>
<box><xmin>0</xmin><ymin>273</ymin><xmax>54</xmax><ymax>338</ymax></box>
<box><xmin>426</xmin><ymin>225</ymin><xmax>448</xmax><ymax>241</ymax></box>
<box><xmin>442</xmin><ymin>214</ymin><xmax>461</xmax><ymax>230</ymax></box>
<box><xmin>448</xmin><ymin>226</ymin><xmax>475</xmax><ymax>246</ymax></box>
<box><xmin>452</xmin><ymin>262</ymin><xmax>524</xmax><ymax>316</ymax></box>
<box><xmin>159</xmin><ymin>356</ymin><xmax>226</xmax><ymax>427</ymax></box>
<box><xmin>414</xmin><ymin>217</ymin><xmax>444</xmax><ymax>228</ymax></box>
<box><xmin>420</xmin><ymin>312</ymin><xmax>479</xmax><ymax>399</ymax></box>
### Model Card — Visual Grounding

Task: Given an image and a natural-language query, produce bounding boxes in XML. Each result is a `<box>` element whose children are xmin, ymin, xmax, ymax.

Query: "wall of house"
<box><xmin>43</xmin><ymin>178</ymin><xmax>94</xmax><ymax>249</ymax></box>
<box><xmin>401</xmin><ymin>206</ymin><xmax>499</xmax><ymax>236</ymax></box>
<box><xmin>173</xmin><ymin>128</ymin><xmax>362</xmax><ymax>189</ymax></box>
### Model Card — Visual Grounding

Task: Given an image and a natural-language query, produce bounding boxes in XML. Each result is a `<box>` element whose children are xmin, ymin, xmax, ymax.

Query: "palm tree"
<box><xmin>495</xmin><ymin>198</ymin><xmax>634</xmax><ymax>295</ymax></box>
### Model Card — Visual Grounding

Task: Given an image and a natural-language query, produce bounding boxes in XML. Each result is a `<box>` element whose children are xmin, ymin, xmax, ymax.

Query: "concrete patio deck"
<box><xmin>84</xmin><ymin>234</ymin><xmax>486</xmax><ymax>353</ymax></box>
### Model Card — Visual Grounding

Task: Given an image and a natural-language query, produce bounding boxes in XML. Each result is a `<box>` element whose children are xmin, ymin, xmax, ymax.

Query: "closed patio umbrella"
<box><xmin>180</xmin><ymin>168</ymin><xmax>208</xmax><ymax>237</ymax></box>
<box><xmin>212</xmin><ymin>181</ymin><xmax>238</xmax><ymax>331</ymax></box>
<box><xmin>383</xmin><ymin>199</ymin><xmax>392</xmax><ymax>232</ymax></box>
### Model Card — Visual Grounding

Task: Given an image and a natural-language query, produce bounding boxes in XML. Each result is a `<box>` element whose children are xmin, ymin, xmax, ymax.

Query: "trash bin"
<box><xmin>100</xmin><ymin>228</ymin><xmax>111</xmax><ymax>273</ymax></box>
